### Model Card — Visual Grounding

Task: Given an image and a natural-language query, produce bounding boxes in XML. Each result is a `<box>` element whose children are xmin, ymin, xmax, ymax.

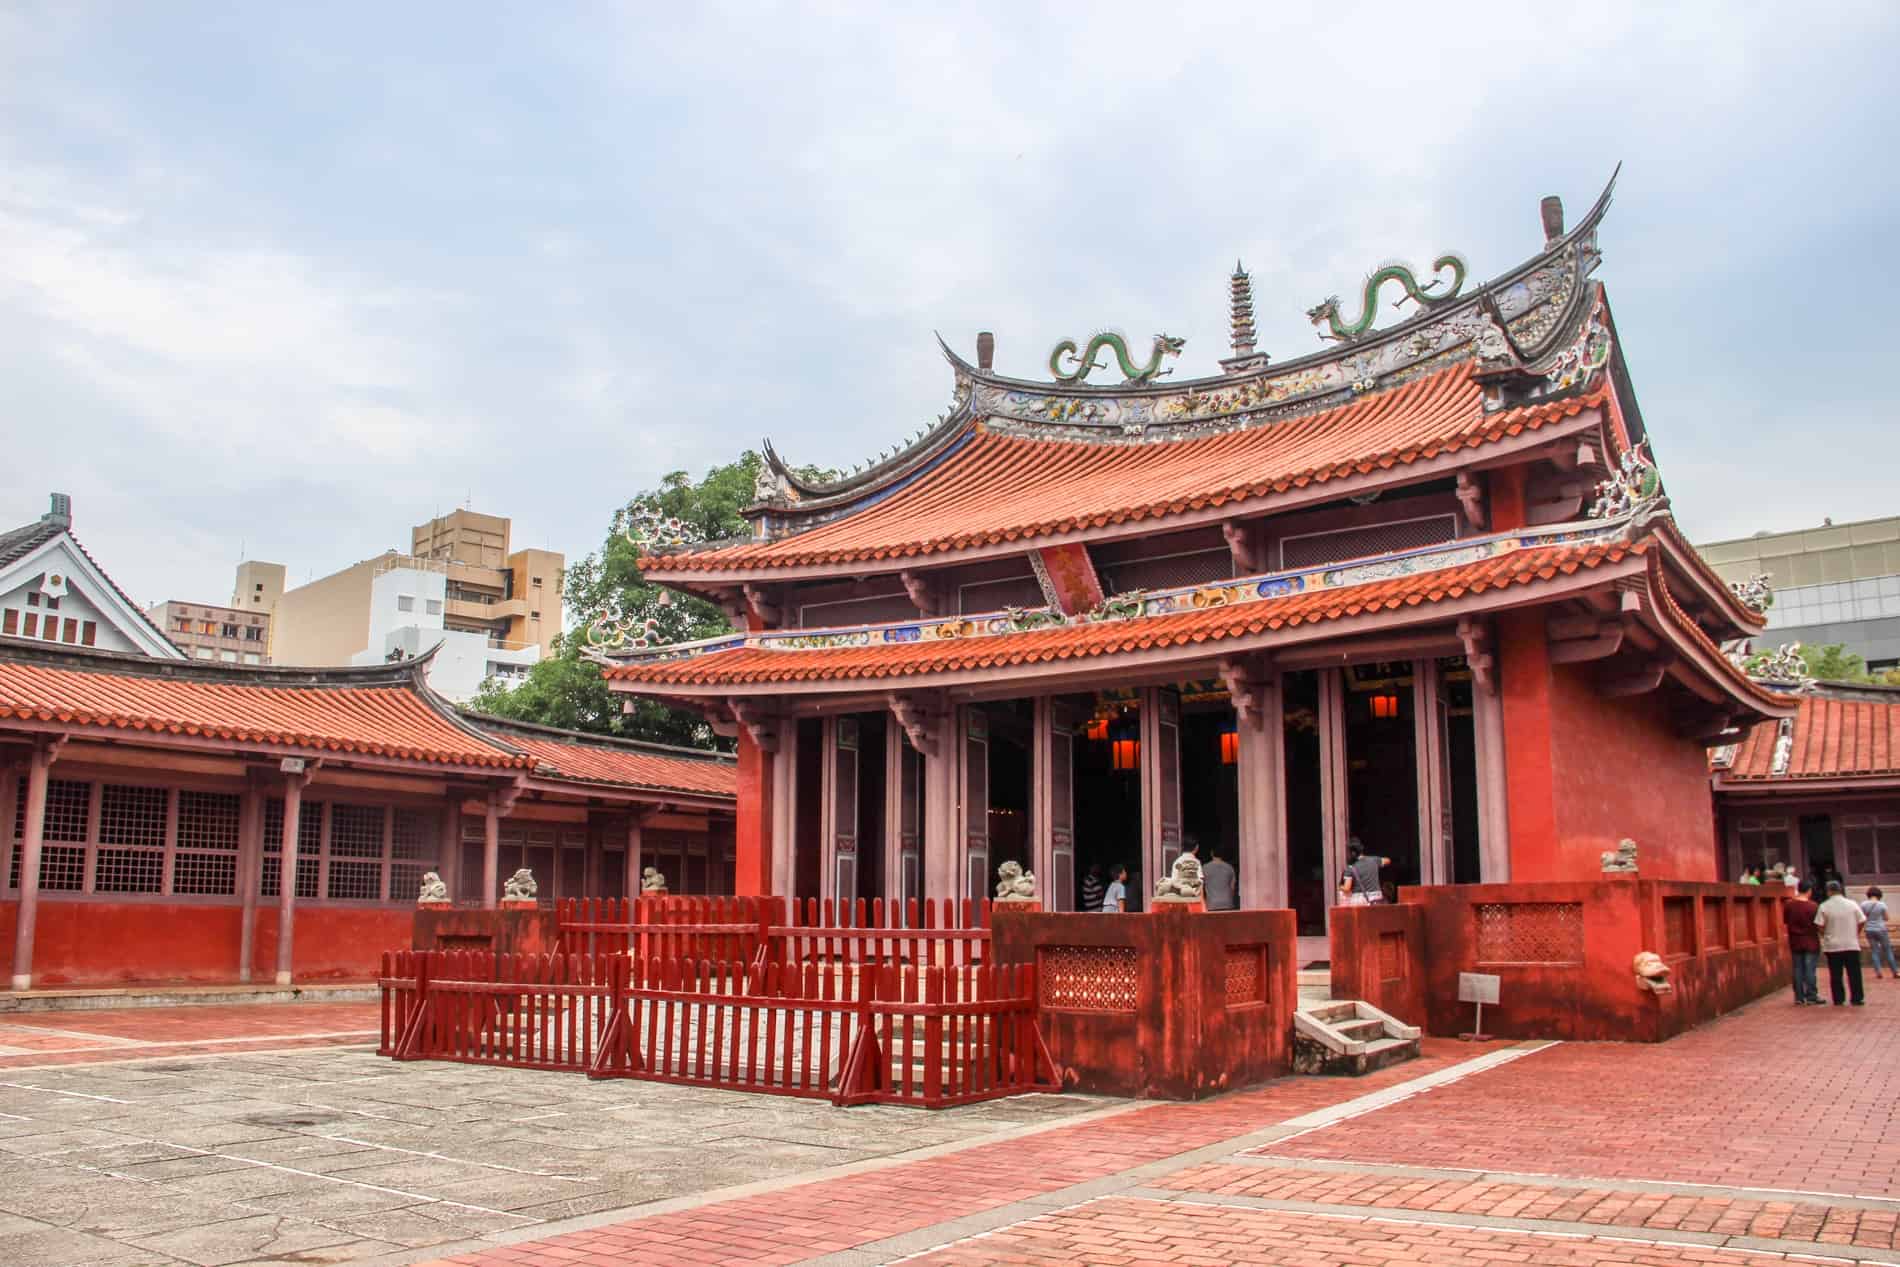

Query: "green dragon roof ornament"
<box><xmin>1306</xmin><ymin>255</ymin><xmax>1469</xmax><ymax>344</ymax></box>
<box><xmin>1049</xmin><ymin>332</ymin><xmax>1185</xmax><ymax>385</ymax></box>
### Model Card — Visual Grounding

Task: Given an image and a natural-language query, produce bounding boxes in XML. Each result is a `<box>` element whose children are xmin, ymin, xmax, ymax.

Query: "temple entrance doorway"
<box><xmin>1440</xmin><ymin>658</ymin><xmax>1484</xmax><ymax>885</ymax></box>
<box><xmin>1283</xmin><ymin>670</ymin><xmax>1326</xmax><ymax>935</ymax></box>
<box><xmin>852</xmin><ymin>712</ymin><xmax>888</xmax><ymax>905</ymax></box>
<box><xmin>986</xmin><ymin>702</ymin><xmax>1032</xmax><ymax>889</ymax></box>
<box><xmin>1179</xmin><ymin>686</ymin><xmax>1239</xmax><ymax>896</ymax></box>
<box><xmin>1343</xmin><ymin>662</ymin><xmax>1420</xmax><ymax>894</ymax></box>
<box><xmin>1070</xmin><ymin>691</ymin><xmax>1143</xmax><ymax>911</ymax></box>
<box><xmin>793</xmin><ymin>717</ymin><xmax>822</xmax><ymax>900</ymax></box>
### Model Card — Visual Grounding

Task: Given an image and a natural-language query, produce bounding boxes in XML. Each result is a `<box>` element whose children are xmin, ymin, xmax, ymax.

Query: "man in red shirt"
<box><xmin>1783</xmin><ymin>879</ymin><xmax>1822</xmax><ymax>1005</ymax></box>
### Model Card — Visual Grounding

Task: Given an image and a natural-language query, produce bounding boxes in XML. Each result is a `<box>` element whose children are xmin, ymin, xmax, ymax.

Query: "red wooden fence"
<box><xmin>381</xmin><ymin>948</ymin><xmax>1053</xmax><ymax>1108</ymax></box>
<box><xmin>556</xmin><ymin>896</ymin><xmax>770</xmax><ymax>963</ymax></box>
<box><xmin>768</xmin><ymin>898</ymin><xmax>993</xmax><ymax>971</ymax></box>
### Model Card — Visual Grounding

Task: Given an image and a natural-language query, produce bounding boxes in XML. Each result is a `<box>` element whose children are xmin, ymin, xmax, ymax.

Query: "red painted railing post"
<box><xmin>394</xmin><ymin>952</ymin><xmax>431</xmax><ymax>1061</ymax></box>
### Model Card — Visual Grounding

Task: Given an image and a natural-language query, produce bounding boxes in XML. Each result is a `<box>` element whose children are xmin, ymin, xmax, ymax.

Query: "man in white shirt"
<box><xmin>1816</xmin><ymin>881</ymin><xmax>1868</xmax><ymax>1006</ymax></box>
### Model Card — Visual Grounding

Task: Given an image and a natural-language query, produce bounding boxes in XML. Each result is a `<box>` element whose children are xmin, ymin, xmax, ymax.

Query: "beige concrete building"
<box><xmin>262</xmin><ymin>511</ymin><xmax>563</xmax><ymax>701</ymax></box>
<box><xmin>147</xmin><ymin>599</ymin><xmax>271</xmax><ymax>664</ymax></box>
<box><xmin>1698</xmin><ymin>514</ymin><xmax>1900</xmax><ymax>671</ymax></box>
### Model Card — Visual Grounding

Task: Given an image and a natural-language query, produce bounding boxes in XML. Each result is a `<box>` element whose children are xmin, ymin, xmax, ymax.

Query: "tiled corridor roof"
<box><xmin>465</xmin><ymin>717</ymin><xmax>737</xmax><ymax>798</ymax></box>
<box><xmin>610</xmin><ymin>537</ymin><xmax>1642</xmax><ymax>689</ymax></box>
<box><xmin>644</xmin><ymin>369</ymin><xmax>1604</xmax><ymax>573</ymax></box>
<box><xmin>1725</xmin><ymin>696</ymin><xmax>1900</xmax><ymax>781</ymax></box>
<box><xmin>0</xmin><ymin>650</ymin><xmax>529</xmax><ymax>769</ymax></box>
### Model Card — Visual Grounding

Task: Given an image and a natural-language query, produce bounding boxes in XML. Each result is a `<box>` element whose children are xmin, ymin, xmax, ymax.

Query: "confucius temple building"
<box><xmin>597</xmin><ymin>179</ymin><xmax>1814</xmax><ymax>1038</ymax></box>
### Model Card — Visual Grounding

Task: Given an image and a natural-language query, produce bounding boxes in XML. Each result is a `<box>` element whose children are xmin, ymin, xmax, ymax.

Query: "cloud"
<box><xmin>1</xmin><ymin>0</ymin><xmax>1897</xmax><ymax>611</ymax></box>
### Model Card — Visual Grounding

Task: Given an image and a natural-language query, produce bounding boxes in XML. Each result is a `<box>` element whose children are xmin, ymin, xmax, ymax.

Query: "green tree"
<box><xmin>468</xmin><ymin>451</ymin><xmax>774</xmax><ymax>748</ymax></box>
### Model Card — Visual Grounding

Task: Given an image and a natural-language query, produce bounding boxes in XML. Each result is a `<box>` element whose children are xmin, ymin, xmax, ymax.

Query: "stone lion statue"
<box><xmin>416</xmin><ymin>871</ymin><xmax>448</xmax><ymax>904</ymax></box>
<box><xmin>640</xmin><ymin>866</ymin><xmax>668</xmax><ymax>894</ymax></box>
<box><xmin>502</xmin><ymin>868</ymin><xmax>537</xmax><ymax>901</ymax></box>
<box><xmin>994</xmin><ymin>860</ymin><xmax>1036</xmax><ymax>901</ymax></box>
<box><xmin>1600</xmin><ymin>838</ymin><xmax>1639</xmax><ymax>873</ymax></box>
<box><xmin>1154</xmin><ymin>852</ymin><xmax>1205</xmax><ymax>901</ymax></box>
<box><xmin>1633</xmin><ymin>950</ymin><xmax>1673</xmax><ymax>994</ymax></box>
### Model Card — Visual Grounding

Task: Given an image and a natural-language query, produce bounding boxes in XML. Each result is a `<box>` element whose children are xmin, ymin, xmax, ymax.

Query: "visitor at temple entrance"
<box><xmin>1339</xmin><ymin>839</ymin><xmax>1390</xmax><ymax>906</ymax></box>
<box><xmin>1740</xmin><ymin>866</ymin><xmax>1763</xmax><ymax>886</ymax></box>
<box><xmin>1864</xmin><ymin>888</ymin><xmax>1894</xmax><ymax>980</ymax></box>
<box><xmin>1786</xmin><ymin>881</ymin><xmax>1822</xmax><ymax>1005</ymax></box>
<box><xmin>1202</xmin><ymin>848</ymin><xmax>1237</xmax><ymax>912</ymax></box>
<box><xmin>1817</xmin><ymin>882</ymin><xmax>1868</xmax><ymax>1006</ymax></box>
<box><xmin>1102</xmin><ymin>864</ymin><xmax>1128</xmax><ymax>913</ymax></box>
<box><xmin>1081</xmin><ymin>865</ymin><xmax>1105</xmax><ymax>914</ymax></box>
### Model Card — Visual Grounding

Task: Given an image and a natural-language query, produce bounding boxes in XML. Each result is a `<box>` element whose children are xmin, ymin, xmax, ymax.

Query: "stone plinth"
<box><xmin>413</xmin><ymin>906</ymin><xmax>559</xmax><ymax>957</ymax></box>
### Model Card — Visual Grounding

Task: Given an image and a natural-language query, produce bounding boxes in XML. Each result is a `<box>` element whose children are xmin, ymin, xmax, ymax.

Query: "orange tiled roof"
<box><xmin>609</xmin><ymin>538</ymin><xmax>1644</xmax><ymax>689</ymax></box>
<box><xmin>490</xmin><ymin>729</ymin><xmax>736</xmax><ymax>798</ymax></box>
<box><xmin>645</xmin><ymin>368</ymin><xmax>1604</xmax><ymax>573</ymax></box>
<box><xmin>1725</xmin><ymin>697</ymin><xmax>1900</xmax><ymax>781</ymax></box>
<box><xmin>0</xmin><ymin>657</ymin><xmax>529</xmax><ymax>769</ymax></box>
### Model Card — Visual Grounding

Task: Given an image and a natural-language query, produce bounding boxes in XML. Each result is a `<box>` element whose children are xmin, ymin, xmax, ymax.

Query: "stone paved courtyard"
<box><xmin>1</xmin><ymin>995</ymin><xmax>1896</xmax><ymax>1265</ymax></box>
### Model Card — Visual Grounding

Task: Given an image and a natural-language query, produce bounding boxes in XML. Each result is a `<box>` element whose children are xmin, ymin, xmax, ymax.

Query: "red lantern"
<box><xmin>1111</xmin><ymin>737</ymin><xmax>1139</xmax><ymax>771</ymax></box>
<box><xmin>1219</xmin><ymin>727</ymin><xmax>1239</xmax><ymax>765</ymax></box>
<box><xmin>1085</xmin><ymin>717</ymin><xmax>1110</xmax><ymax>742</ymax></box>
<box><xmin>1370</xmin><ymin>692</ymin><xmax>1400</xmax><ymax>720</ymax></box>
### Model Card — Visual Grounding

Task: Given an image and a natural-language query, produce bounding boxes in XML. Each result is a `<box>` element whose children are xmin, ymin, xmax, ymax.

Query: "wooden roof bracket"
<box><xmin>1217</xmin><ymin>655</ymin><xmax>1275</xmax><ymax>731</ymax></box>
<box><xmin>1221</xmin><ymin>520</ymin><xmax>1267</xmax><ymax>575</ymax></box>
<box><xmin>1455</xmin><ymin>473</ymin><xmax>1487</xmax><ymax>532</ymax></box>
<box><xmin>1456</xmin><ymin>617</ymin><xmax>1496</xmax><ymax>695</ymax></box>
<box><xmin>886</xmin><ymin>691</ymin><xmax>943</xmax><ymax>756</ymax></box>
<box><xmin>728</xmin><ymin>698</ymin><xmax>780</xmax><ymax>752</ymax></box>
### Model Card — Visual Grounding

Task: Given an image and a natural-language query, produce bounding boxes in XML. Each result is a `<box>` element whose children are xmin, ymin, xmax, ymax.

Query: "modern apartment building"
<box><xmin>1697</xmin><ymin>514</ymin><xmax>1900</xmax><ymax>671</ymax></box>
<box><xmin>145</xmin><ymin>599</ymin><xmax>271</xmax><ymax>664</ymax></box>
<box><xmin>265</xmin><ymin>510</ymin><xmax>563</xmax><ymax>702</ymax></box>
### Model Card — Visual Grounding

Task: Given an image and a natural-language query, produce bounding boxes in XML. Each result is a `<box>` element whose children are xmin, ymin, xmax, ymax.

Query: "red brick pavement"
<box><xmin>1267</xmin><ymin>1000</ymin><xmax>1900</xmax><ymax>1198</ymax></box>
<box><xmin>411</xmin><ymin>1040</ymin><xmax>1506</xmax><ymax>1267</ymax></box>
<box><xmin>1157</xmin><ymin>1162</ymin><xmax>1900</xmax><ymax>1252</ymax></box>
<box><xmin>901</xmin><ymin>1196</ymin><xmax>1807</xmax><ymax>1267</ymax></box>
<box><xmin>0</xmin><ymin>1001</ymin><xmax>379</xmax><ymax>1068</ymax></box>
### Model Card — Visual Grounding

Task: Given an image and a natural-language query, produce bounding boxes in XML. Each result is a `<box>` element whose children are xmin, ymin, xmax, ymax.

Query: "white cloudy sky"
<box><xmin>3</xmin><ymin>2</ymin><xmax>1896</xmax><ymax>613</ymax></box>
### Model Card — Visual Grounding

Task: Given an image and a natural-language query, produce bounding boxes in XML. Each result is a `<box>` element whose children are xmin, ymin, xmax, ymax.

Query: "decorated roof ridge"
<box><xmin>604</xmin><ymin>538</ymin><xmax>1652</xmax><ymax>691</ymax></box>
<box><xmin>460</xmin><ymin>709</ymin><xmax>737</xmax><ymax>764</ymax></box>
<box><xmin>739</xmin><ymin>170</ymin><xmax>1617</xmax><ymax>524</ymax></box>
<box><xmin>639</xmin><ymin>370</ymin><xmax>1611</xmax><ymax>576</ymax></box>
<box><xmin>0</xmin><ymin>633</ymin><xmax>451</xmax><ymax>688</ymax></box>
<box><xmin>607</xmin><ymin>510</ymin><xmax>1646</xmax><ymax>672</ymax></box>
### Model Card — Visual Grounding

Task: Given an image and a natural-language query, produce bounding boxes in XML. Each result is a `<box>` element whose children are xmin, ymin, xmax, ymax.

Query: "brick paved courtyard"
<box><xmin>0</xmin><ymin>995</ymin><xmax>1894</xmax><ymax>1265</ymax></box>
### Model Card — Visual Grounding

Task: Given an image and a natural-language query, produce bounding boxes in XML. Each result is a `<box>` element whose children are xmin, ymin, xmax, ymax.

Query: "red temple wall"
<box><xmin>0</xmin><ymin>898</ymin><xmax>409</xmax><ymax>987</ymax></box>
<box><xmin>734</xmin><ymin>731</ymin><xmax>773</xmax><ymax>897</ymax></box>
<box><xmin>1498</xmin><ymin>610</ymin><xmax>1718</xmax><ymax>883</ymax></box>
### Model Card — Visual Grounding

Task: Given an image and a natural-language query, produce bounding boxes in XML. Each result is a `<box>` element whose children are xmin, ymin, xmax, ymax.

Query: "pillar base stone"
<box><xmin>9</xmin><ymin>974</ymin><xmax>29</xmax><ymax>992</ymax></box>
<box><xmin>274</xmin><ymin>970</ymin><xmax>292</xmax><ymax>986</ymax></box>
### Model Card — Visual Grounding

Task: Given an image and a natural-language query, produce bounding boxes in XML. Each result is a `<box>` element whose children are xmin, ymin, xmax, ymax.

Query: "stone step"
<box><xmin>1357</xmin><ymin>1035</ymin><xmax>1422</xmax><ymax>1074</ymax></box>
<box><xmin>1335</xmin><ymin>1017</ymin><xmax>1388</xmax><ymax>1043</ymax></box>
<box><xmin>1291</xmin><ymin>997</ymin><xmax>1423</xmax><ymax>1077</ymax></box>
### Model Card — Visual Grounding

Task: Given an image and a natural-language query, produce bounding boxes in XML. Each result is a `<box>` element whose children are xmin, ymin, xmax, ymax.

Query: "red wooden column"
<box><xmin>1317</xmin><ymin>669</ymin><xmax>1350</xmax><ymax>921</ymax></box>
<box><xmin>733</xmin><ymin>729</ymin><xmax>774</xmax><ymax>897</ymax></box>
<box><xmin>956</xmin><ymin>706</ymin><xmax>990</xmax><ymax>905</ymax></box>
<box><xmin>1495</xmin><ymin>608</ymin><xmax>1559</xmax><ymax>881</ymax></box>
<box><xmin>482</xmin><ymin>789</ymin><xmax>502</xmax><ymax>908</ymax></box>
<box><xmin>884</xmin><ymin>719</ymin><xmax>922</xmax><ymax>909</ymax></box>
<box><xmin>1411</xmin><ymin>657</ymin><xmax>1451</xmax><ymax>887</ymax></box>
<box><xmin>1032</xmin><ymin>698</ymin><xmax>1077</xmax><ymax>910</ymax></box>
<box><xmin>9</xmin><ymin>737</ymin><xmax>64</xmax><ymax>992</ymax></box>
<box><xmin>1139</xmin><ymin>687</ymin><xmax>1183</xmax><ymax>898</ymax></box>
<box><xmin>1473</xmin><ymin>675</ymin><xmax>1511</xmax><ymax>882</ymax></box>
<box><xmin>274</xmin><ymin>759</ymin><xmax>311</xmax><ymax>987</ymax></box>
<box><xmin>624</xmin><ymin>811</ymin><xmax>646</xmax><ymax>897</ymax></box>
<box><xmin>236</xmin><ymin>779</ymin><xmax>264</xmax><ymax>983</ymax></box>
<box><xmin>439</xmin><ymin>796</ymin><xmax>463</xmax><ymax>902</ymax></box>
<box><xmin>1232</xmin><ymin>663</ymin><xmax>1286</xmax><ymax>911</ymax></box>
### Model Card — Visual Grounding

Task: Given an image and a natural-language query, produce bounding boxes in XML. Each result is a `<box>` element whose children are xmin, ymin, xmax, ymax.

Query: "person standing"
<box><xmin>1101</xmin><ymin>864</ymin><xmax>1128</xmax><ymax>913</ymax></box>
<box><xmin>1817</xmin><ymin>881</ymin><xmax>1868</xmax><ymax>1006</ymax></box>
<box><xmin>1863</xmin><ymin>887</ymin><xmax>1895</xmax><ymax>980</ymax></box>
<box><xmin>1080</xmin><ymin>865</ymin><xmax>1105</xmax><ymax>915</ymax></box>
<box><xmin>1339</xmin><ymin>839</ymin><xmax>1390</xmax><ymax>906</ymax></box>
<box><xmin>1202</xmin><ymin>850</ymin><xmax>1238</xmax><ymax>911</ymax></box>
<box><xmin>1740</xmin><ymin>866</ymin><xmax>1762</xmax><ymax>886</ymax></box>
<box><xmin>1784</xmin><ymin>879</ymin><xmax>1823</xmax><ymax>1005</ymax></box>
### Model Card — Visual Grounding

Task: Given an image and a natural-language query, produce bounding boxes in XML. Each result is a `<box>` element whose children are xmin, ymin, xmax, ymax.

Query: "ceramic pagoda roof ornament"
<box><xmin>1221</xmin><ymin>262</ymin><xmax>1269</xmax><ymax>375</ymax></box>
<box><xmin>1748</xmin><ymin>642</ymin><xmax>1813</xmax><ymax>689</ymax></box>
<box><xmin>1307</xmin><ymin>255</ymin><xmax>1469</xmax><ymax>345</ymax></box>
